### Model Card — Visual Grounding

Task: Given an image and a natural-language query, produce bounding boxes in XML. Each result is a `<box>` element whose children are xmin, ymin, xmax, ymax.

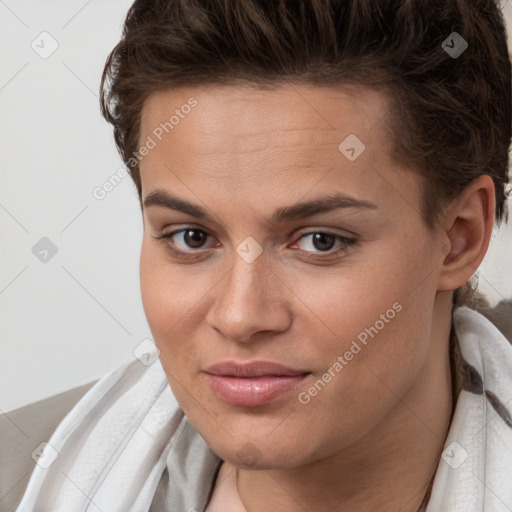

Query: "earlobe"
<box><xmin>437</xmin><ymin>175</ymin><xmax>496</xmax><ymax>292</ymax></box>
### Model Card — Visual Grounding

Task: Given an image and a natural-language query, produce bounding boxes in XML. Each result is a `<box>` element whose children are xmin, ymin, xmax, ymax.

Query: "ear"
<box><xmin>437</xmin><ymin>174</ymin><xmax>496</xmax><ymax>292</ymax></box>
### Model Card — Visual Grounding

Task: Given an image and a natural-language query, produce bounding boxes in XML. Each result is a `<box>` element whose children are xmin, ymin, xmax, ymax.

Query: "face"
<box><xmin>138</xmin><ymin>83</ymin><xmax>446</xmax><ymax>469</ymax></box>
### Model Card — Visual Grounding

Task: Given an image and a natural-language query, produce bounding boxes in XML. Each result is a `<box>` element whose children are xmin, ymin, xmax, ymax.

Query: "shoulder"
<box><xmin>0</xmin><ymin>381</ymin><xmax>98</xmax><ymax>511</ymax></box>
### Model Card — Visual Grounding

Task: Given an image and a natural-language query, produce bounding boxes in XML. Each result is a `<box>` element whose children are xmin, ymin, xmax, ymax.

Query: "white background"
<box><xmin>1</xmin><ymin>0</ymin><xmax>512</xmax><ymax>412</ymax></box>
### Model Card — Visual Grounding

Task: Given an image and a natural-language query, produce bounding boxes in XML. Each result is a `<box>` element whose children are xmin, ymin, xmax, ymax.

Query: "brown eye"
<box><xmin>310</xmin><ymin>233</ymin><xmax>336</xmax><ymax>252</ymax></box>
<box><xmin>293</xmin><ymin>231</ymin><xmax>356</xmax><ymax>256</ymax></box>
<box><xmin>181</xmin><ymin>229</ymin><xmax>208</xmax><ymax>249</ymax></box>
<box><xmin>152</xmin><ymin>227</ymin><xmax>218</xmax><ymax>261</ymax></box>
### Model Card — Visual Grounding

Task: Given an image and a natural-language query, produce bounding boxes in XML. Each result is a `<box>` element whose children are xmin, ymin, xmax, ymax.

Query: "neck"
<box><xmin>236</xmin><ymin>292</ymin><xmax>454</xmax><ymax>512</ymax></box>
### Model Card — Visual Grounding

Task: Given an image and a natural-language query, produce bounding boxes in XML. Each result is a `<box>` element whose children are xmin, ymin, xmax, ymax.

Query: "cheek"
<box><xmin>139</xmin><ymin>239</ymin><xmax>217</xmax><ymax>375</ymax></box>
<box><xmin>140</xmin><ymin>239</ymin><xmax>198</xmax><ymax>334</ymax></box>
<box><xmin>289</xmin><ymin>278</ymin><xmax>436</xmax><ymax>458</ymax></box>
<box><xmin>139</xmin><ymin>243</ymin><xmax>203</xmax><ymax>406</ymax></box>
<box><xmin>280</xmin><ymin>255</ymin><xmax>411</xmax><ymax>350</ymax></box>
<box><xmin>139</xmin><ymin>243</ymin><xmax>171</xmax><ymax>337</ymax></box>
<box><xmin>139</xmin><ymin>240</ymin><xmax>193</xmax><ymax>365</ymax></box>
<box><xmin>299</xmin><ymin>238</ymin><xmax>437</xmax><ymax>386</ymax></box>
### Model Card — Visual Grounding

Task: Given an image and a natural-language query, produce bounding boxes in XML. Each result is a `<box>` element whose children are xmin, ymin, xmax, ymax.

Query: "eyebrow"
<box><xmin>143</xmin><ymin>189</ymin><xmax>377</xmax><ymax>226</ymax></box>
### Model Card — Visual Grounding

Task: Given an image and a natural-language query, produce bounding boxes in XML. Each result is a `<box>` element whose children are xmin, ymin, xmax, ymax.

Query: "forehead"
<box><xmin>140</xmin><ymin>83</ymin><xmax>392</xmax><ymax>151</ymax></box>
<box><xmin>138</xmin><ymin>83</ymin><xmax>421</xmax><ymax>226</ymax></box>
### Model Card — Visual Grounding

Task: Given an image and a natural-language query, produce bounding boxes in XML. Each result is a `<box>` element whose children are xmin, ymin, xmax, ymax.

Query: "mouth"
<box><xmin>204</xmin><ymin>361</ymin><xmax>311</xmax><ymax>407</ymax></box>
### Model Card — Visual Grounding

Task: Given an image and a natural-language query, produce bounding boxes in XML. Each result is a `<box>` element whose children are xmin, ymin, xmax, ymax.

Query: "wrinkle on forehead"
<box><xmin>139</xmin><ymin>84</ymin><xmax>393</xmax><ymax>170</ymax></box>
<box><xmin>141</xmin><ymin>82</ymin><xmax>391</xmax><ymax>139</ymax></box>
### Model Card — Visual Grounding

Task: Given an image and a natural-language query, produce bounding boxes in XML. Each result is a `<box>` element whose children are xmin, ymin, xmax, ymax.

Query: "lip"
<box><xmin>204</xmin><ymin>361</ymin><xmax>310</xmax><ymax>406</ymax></box>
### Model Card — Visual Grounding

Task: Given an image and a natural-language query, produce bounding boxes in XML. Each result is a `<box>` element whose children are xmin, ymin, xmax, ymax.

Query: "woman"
<box><xmin>13</xmin><ymin>0</ymin><xmax>512</xmax><ymax>510</ymax></box>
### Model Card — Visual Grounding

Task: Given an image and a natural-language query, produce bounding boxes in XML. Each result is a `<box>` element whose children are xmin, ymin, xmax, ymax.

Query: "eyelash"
<box><xmin>152</xmin><ymin>227</ymin><xmax>357</xmax><ymax>261</ymax></box>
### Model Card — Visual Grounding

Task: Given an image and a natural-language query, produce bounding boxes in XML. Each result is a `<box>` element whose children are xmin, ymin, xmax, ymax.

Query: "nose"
<box><xmin>205</xmin><ymin>246</ymin><xmax>292</xmax><ymax>344</ymax></box>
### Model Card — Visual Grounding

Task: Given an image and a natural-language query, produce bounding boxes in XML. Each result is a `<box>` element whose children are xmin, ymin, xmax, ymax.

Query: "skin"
<box><xmin>138</xmin><ymin>83</ymin><xmax>495</xmax><ymax>512</ymax></box>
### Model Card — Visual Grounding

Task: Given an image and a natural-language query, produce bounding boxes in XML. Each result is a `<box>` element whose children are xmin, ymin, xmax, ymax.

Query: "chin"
<box><xmin>209</xmin><ymin>435</ymin><xmax>315</xmax><ymax>470</ymax></box>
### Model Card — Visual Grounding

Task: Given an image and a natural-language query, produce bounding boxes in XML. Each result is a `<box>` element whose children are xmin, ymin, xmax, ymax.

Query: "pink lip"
<box><xmin>204</xmin><ymin>361</ymin><xmax>310</xmax><ymax>406</ymax></box>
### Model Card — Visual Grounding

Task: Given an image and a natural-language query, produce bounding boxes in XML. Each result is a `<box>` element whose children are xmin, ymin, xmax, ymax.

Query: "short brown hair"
<box><xmin>100</xmin><ymin>0</ymin><xmax>511</xmax><ymax>307</ymax></box>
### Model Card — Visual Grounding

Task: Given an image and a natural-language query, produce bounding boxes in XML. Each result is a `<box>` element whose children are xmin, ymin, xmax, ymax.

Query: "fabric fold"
<box><xmin>426</xmin><ymin>306</ymin><xmax>512</xmax><ymax>511</ymax></box>
<box><xmin>15</xmin><ymin>351</ymin><xmax>182</xmax><ymax>512</ymax></box>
